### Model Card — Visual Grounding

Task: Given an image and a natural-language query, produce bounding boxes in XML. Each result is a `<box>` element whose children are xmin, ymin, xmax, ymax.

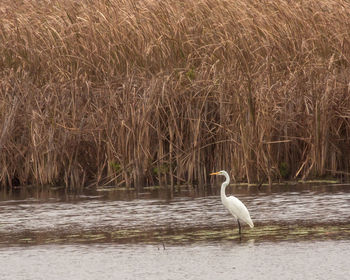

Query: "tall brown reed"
<box><xmin>1</xmin><ymin>0</ymin><xmax>350</xmax><ymax>189</ymax></box>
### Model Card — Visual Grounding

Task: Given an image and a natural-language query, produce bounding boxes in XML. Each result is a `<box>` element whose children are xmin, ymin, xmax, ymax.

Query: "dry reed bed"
<box><xmin>1</xmin><ymin>0</ymin><xmax>350</xmax><ymax>189</ymax></box>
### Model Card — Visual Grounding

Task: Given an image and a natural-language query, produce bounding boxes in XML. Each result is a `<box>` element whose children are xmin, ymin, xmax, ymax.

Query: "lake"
<box><xmin>0</xmin><ymin>183</ymin><xmax>349</xmax><ymax>279</ymax></box>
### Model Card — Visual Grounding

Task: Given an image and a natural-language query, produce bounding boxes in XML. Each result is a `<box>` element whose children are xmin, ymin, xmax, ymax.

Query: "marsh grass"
<box><xmin>1</xmin><ymin>0</ymin><xmax>350</xmax><ymax>189</ymax></box>
<box><xmin>4</xmin><ymin>224</ymin><xmax>350</xmax><ymax>245</ymax></box>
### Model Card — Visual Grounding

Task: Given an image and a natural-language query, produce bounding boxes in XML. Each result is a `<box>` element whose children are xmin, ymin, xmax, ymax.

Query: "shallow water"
<box><xmin>1</xmin><ymin>241</ymin><xmax>349</xmax><ymax>280</ymax></box>
<box><xmin>0</xmin><ymin>183</ymin><xmax>350</xmax><ymax>279</ymax></box>
<box><xmin>1</xmin><ymin>184</ymin><xmax>349</xmax><ymax>243</ymax></box>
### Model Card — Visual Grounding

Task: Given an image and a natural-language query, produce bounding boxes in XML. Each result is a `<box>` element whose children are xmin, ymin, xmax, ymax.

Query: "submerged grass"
<box><xmin>1</xmin><ymin>0</ymin><xmax>350</xmax><ymax>189</ymax></box>
<box><xmin>2</xmin><ymin>224</ymin><xmax>350</xmax><ymax>246</ymax></box>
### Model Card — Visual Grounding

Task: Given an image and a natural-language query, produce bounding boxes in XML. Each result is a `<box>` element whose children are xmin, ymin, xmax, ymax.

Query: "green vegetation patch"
<box><xmin>1</xmin><ymin>224</ymin><xmax>349</xmax><ymax>246</ymax></box>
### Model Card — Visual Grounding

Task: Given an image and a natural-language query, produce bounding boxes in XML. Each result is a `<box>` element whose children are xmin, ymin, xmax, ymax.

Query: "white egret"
<box><xmin>210</xmin><ymin>170</ymin><xmax>254</xmax><ymax>235</ymax></box>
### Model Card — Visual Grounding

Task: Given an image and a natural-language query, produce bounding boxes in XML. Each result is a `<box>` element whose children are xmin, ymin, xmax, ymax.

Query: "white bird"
<box><xmin>210</xmin><ymin>170</ymin><xmax>254</xmax><ymax>235</ymax></box>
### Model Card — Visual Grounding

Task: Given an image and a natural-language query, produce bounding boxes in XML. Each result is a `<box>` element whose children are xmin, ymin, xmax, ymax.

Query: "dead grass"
<box><xmin>1</xmin><ymin>0</ymin><xmax>350</xmax><ymax>189</ymax></box>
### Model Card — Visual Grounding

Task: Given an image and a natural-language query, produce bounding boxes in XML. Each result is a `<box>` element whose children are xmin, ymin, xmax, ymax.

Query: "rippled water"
<box><xmin>0</xmin><ymin>183</ymin><xmax>350</xmax><ymax>279</ymax></box>
<box><xmin>1</xmin><ymin>241</ymin><xmax>350</xmax><ymax>280</ymax></box>
<box><xmin>1</xmin><ymin>184</ymin><xmax>349</xmax><ymax>235</ymax></box>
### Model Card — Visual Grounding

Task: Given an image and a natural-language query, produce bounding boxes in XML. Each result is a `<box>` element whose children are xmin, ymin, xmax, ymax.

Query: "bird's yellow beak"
<box><xmin>210</xmin><ymin>172</ymin><xmax>220</xmax><ymax>175</ymax></box>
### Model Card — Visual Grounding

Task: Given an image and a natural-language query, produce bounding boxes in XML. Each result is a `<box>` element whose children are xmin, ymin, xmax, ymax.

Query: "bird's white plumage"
<box><xmin>224</xmin><ymin>196</ymin><xmax>254</xmax><ymax>228</ymax></box>
<box><xmin>211</xmin><ymin>170</ymin><xmax>254</xmax><ymax>229</ymax></box>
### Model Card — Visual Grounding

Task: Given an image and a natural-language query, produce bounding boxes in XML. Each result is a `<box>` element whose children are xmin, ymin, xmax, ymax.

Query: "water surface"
<box><xmin>1</xmin><ymin>241</ymin><xmax>349</xmax><ymax>280</ymax></box>
<box><xmin>0</xmin><ymin>183</ymin><xmax>349</xmax><ymax>279</ymax></box>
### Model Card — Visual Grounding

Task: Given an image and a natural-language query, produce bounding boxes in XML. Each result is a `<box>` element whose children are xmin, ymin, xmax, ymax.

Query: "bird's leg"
<box><xmin>237</xmin><ymin>220</ymin><xmax>242</xmax><ymax>235</ymax></box>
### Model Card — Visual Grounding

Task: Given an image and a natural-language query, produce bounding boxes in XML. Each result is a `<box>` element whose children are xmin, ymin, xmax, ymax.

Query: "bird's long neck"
<box><xmin>220</xmin><ymin>174</ymin><xmax>230</xmax><ymax>204</ymax></box>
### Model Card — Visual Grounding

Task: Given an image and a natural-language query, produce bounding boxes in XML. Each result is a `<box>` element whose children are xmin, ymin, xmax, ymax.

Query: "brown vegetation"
<box><xmin>1</xmin><ymin>0</ymin><xmax>350</xmax><ymax>189</ymax></box>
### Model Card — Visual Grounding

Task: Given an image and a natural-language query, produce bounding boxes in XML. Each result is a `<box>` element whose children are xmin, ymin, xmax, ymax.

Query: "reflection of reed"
<box><xmin>1</xmin><ymin>0</ymin><xmax>350</xmax><ymax>189</ymax></box>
